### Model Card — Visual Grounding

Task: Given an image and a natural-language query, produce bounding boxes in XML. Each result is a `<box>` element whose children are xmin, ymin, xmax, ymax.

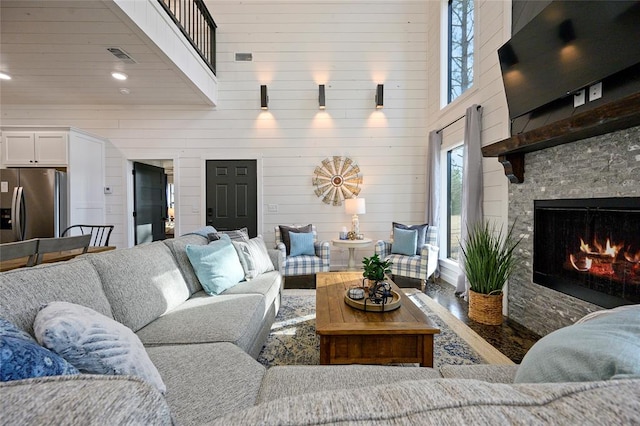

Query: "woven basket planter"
<box><xmin>468</xmin><ymin>290</ymin><xmax>503</xmax><ymax>325</ymax></box>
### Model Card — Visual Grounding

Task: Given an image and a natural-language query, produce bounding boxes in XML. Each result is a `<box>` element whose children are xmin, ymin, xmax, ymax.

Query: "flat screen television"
<box><xmin>498</xmin><ymin>1</ymin><xmax>640</xmax><ymax>120</ymax></box>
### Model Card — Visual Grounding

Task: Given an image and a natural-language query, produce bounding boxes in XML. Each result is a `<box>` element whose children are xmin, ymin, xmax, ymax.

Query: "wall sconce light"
<box><xmin>260</xmin><ymin>85</ymin><xmax>269</xmax><ymax>110</ymax></box>
<box><xmin>499</xmin><ymin>42</ymin><xmax>519</xmax><ymax>68</ymax></box>
<box><xmin>375</xmin><ymin>84</ymin><xmax>384</xmax><ymax>109</ymax></box>
<box><xmin>558</xmin><ymin>19</ymin><xmax>576</xmax><ymax>44</ymax></box>
<box><xmin>318</xmin><ymin>84</ymin><xmax>326</xmax><ymax>110</ymax></box>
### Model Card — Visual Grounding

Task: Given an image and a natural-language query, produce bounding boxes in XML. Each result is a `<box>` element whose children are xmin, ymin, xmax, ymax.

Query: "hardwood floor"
<box><xmin>423</xmin><ymin>278</ymin><xmax>540</xmax><ymax>364</ymax></box>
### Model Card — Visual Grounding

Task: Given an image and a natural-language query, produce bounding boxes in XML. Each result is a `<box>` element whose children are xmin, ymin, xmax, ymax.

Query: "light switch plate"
<box><xmin>574</xmin><ymin>89</ymin><xmax>586</xmax><ymax>107</ymax></box>
<box><xmin>589</xmin><ymin>82</ymin><xmax>602</xmax><ymax>101</ymax></box>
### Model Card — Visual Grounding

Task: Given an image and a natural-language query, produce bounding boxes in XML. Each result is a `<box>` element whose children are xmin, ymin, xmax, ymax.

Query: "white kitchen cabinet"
<box><xmin>1</xmin><ymin>126</ymin><xmax>107</xmax><ymax>227</ymax></box>
<box><xmin>2</xmin><ymin>131</ymin><xmax>68</xmax><ymax>166</ymax></box>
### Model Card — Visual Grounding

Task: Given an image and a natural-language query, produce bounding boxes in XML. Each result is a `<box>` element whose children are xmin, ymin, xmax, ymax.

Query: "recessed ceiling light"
<box><xmin>111</xmin><ymin>72</ymin><xmax>128</xmax><ymax>81</ymax></box>
<box><xmin>119</xmin><ymin>88</ymin><xmax>131</xmax><ymax>95</ymax></box>
<box><xmin>0</xmin><ymin>72</ymin><xmax>12</xmax><ymax>80</ymax></box>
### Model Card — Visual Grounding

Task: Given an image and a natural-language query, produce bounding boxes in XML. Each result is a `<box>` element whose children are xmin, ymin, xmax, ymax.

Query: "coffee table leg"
<box><xmin>319</xmin><ymin>336</ymin><xmax>330</xmax><ymax>364</ymax></box>
<box><xmin>421</xmin><ymin>335</ymin><xmax>434</xmax><ymax>367</ymax></box>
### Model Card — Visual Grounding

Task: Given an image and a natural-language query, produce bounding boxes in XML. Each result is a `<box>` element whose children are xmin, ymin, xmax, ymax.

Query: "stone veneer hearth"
<box><xmin>507</xmin><ymin>124</ymin><xmax>640</xmax><ymax>337</ymax></box>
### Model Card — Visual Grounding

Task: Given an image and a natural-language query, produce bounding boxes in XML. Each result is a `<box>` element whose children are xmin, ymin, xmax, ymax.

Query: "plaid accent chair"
<box><xmin>375</xmin><ymin>226</ymin><xmax>439</xmax><ymax>283</ymax></box>
<box><xmin>274</xmin><ymin>225</ymin><xmax>331</xmax><ymax>276</ymax></box>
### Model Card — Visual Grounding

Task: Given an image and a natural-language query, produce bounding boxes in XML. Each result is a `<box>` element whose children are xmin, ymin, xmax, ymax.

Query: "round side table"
<box><xmin>332</xmin><ymin>238</ymin><xmax>373</xmax><ymax>270</ymax></box>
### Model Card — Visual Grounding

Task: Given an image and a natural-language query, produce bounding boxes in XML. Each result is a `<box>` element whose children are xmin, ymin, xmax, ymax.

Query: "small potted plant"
<box><xmin>460</xmin><ymin>220</ymin><xmax>521</xmax><ymax>325</ymax></box>
<box><xmin>361</xmin><ymin>254</ymin><xmax>392</xmax><ymax>287</ymax></box>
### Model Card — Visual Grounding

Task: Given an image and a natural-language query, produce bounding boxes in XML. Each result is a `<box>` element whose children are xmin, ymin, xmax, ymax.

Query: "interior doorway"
<box><xmin>131</xmin><ymin>160</ymin><xmax>174</xmax><ymax>245</ymax></box>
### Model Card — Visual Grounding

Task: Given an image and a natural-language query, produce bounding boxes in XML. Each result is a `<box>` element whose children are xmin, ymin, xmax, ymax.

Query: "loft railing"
<box><xmin>158</xmin><ymin>0</ymin><xmax>217</xmax><ymax>75</ymax></box>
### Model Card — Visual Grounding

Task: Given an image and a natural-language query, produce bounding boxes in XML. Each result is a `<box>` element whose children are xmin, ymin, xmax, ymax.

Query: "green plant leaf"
<box><xmin>460</xmin><ymin>220</ymin><xmax>522</xmax><ymax>294</ymax></box>
<box><xmin>362</xmin><ymin>253</ymin><xmax>392</xmax><ymax>282</ymax></box>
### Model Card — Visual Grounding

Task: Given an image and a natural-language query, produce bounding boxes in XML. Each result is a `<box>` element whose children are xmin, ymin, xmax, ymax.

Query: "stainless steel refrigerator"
<box><xmin>0</xmin><ymin>168</ymin><xmax>68</xmax><ymax>243</ymax></box>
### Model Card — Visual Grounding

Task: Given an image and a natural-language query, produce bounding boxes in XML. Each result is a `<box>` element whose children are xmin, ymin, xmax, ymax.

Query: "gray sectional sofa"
<box><xmin>1</xmin><ymin>231</ymin><xmax>639</xmax><ymax>425</ymax></box>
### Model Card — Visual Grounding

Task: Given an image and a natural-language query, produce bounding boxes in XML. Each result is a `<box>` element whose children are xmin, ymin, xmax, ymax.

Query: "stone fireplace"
<box><xmin>507</xmin><ymin>125</ymin><xmax>640</xmax><ymax>337</ymax></box>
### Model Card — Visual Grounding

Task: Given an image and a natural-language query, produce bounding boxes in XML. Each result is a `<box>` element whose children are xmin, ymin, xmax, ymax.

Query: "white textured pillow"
<box><xmin>246</xmin><ymin>235</ymin><xmax>275</xmax><ymax>274</ymax></box>
<box><xmin>232</xmin><ymin>240</ymin><xmax>257</xmax><ymax>280</ymax></box>
<box><xmin>34</xmin><ymin>301</ymin><xmax>166</xmax><ymax>394</ymax></box>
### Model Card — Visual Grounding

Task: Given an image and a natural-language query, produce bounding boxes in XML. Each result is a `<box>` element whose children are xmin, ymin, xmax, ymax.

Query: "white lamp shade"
<box><xmin>345</xmin><ymin>198</ymin><xmax>366</xmax><ymax>215</ymax></box>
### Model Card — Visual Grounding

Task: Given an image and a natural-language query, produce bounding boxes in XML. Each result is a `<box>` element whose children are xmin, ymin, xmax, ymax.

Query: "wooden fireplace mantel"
<box><xmin>482</xmin><ymin>92</ymin><xmax>640</xmax><ymax>183</ymax></box>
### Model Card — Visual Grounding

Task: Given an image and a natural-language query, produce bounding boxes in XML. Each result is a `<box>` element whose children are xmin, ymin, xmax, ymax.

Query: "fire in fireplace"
<box><xmin>533</xmin><ymin>197</ymin><xmax>640</xmax><ymax>308</ymax></box>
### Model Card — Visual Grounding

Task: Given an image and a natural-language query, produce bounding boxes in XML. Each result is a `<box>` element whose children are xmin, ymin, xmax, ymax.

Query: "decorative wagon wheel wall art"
<box><xmin>312</xmin><ymin>156</ymin><xmax>363</xmax><ymax>206</ymax></box>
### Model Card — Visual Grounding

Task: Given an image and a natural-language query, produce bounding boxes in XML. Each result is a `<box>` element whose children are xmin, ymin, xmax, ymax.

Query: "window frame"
<box><xmin>441</xmin><ymin>0</ymin><xmax>476</xmax><ymax>108</ymax></box>
<box><xmin>446</xmin><ymin>144</ymin><xmax>464</xmax><ymax>260</ymax></box>
<box><xmin>439</xmin><ymin>141</ymin><xmax>464</xmax><ymax>264</ymax></box>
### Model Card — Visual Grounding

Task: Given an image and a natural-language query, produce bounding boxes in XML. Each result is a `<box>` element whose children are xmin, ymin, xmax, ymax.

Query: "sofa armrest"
<box><xmin>0</xmin><ymin>374</ymin><xmax>172</xmax><ymax>425</ymax></box>
<box><xmin>275</xmin><ymin>242</ymin><xmax>287</xmax><ymax>271</ymax></box>
<box><xmin>375</xmin><ymin>240</ymin><xmax>392</xmax><ymax>258</ymax></box>
<box><xmin>267</xmin><ymin>248</ymin><xmax>281</xmax><ymax>273</ymax></box>
<box><xmin>439</xmin><ymin>365</ymin><xmax>519</xmax><ymax>383</ymax></box>
<box><xmin>314</xmin><ymin>240</ymin><xmax>331</xmax><ymax>269</ymax></box>
<box><xmin>419</xmin><ymin>243</ymin><xmax>440</xmax><ymax>279</ymax></box>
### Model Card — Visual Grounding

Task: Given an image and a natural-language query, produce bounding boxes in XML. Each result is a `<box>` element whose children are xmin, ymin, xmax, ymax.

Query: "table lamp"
<box><xmin>345</xmin><ymin>198</ymin><xmax>366</xmax><ymax>236</ymax></box>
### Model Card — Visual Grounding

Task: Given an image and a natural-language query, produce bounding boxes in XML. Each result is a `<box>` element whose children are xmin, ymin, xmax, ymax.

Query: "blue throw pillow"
<box><xmin>1</xmin><ymin>317</ymin><xmax>79</xmax><ymax>382</ymax></box>
<box><xmin>391</xmin><ymin>227</ymin><xmax>418</xmax><ymax>256</ymax></box>
<box><xmin>393</xmin><ymin>222</ymin><xmax>428</xmax><ymax>255</ymax></box>
<box><xmin>186</xmin><ymin>238</ymin><xmax>245</xmax><ymax>295</ymax></box>
<box><xmin>514</xmin><ymin>306</ymin><xmax>640</xmax><ymax>383</ymax></box>
<box><xmin>289</xmin><ymin>232</ymin><xmax>315</xmax><ymax>257</ymax></box>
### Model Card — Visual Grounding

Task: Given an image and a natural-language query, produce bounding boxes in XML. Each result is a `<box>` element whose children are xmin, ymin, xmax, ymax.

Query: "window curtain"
<box><xmin>427</xmin><ymin>130</ymin><xmax>441</xmax><ymax>235</ymax></box>
<box><xmin>427</xmin><ymin>130</ymin><xmax>442</xmax><ymax>277</ymax></box>
<box><xmin>455</xmin><ymin>104</ymin><xmax>484</xmax><ymax>297</ymax></box>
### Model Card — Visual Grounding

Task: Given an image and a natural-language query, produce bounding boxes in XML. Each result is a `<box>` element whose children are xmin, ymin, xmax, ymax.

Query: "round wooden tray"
<box><xmin>344</xmin><ymin>289</ymin><xmax>402</xmax><ymax>312</ymax></box>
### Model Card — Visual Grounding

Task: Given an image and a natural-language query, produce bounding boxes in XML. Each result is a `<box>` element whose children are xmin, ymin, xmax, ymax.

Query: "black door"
<box><xmin>206</xmin><ymin>160</ymin><xmax>257</xmax><ymax>237</ymax></box>
<box><xmin>133</xmin><ymin>162</ymin><xmax>167</xmax><ymax>244</ymax></box>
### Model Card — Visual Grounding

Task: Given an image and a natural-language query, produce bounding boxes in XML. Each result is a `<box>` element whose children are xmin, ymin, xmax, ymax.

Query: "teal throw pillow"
<box><xmin>186</xmin><ymin>238</ymin><xmax>245</xmax><ymax>295</ymax></box>
<box><xmin>514</xmin><ymin>306</ymin><xmax>640</xmax><ymax>383</ymax></box>
<box><xmin>393</xmin><ymin>222</ymin><xmax>428</xmax><ymax>255</ymax></box>
<box><xmin>1</xmin><ymin>317</ymin><xmax>79</xmax><ymax>382</ymax></box>
<box><xmin>289</xmin><ymin>232</ymin><xmax>315</xmax><ymax>257</ymax></box>
<box><xmin>279</xmin><ymin>224</ymin><xmax>313</xmax><ymax>255</ymax></box>
<box><xmin>391</xmin><ymin>227</ymin><xmax>418</xmax><ymax>256</ymax></box>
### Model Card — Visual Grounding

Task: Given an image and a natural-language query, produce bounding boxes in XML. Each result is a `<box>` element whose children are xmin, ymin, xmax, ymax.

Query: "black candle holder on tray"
<box><xmin>344</xmin><ymin>281</ymin><xmax>401</xmax><ymax>312</ymax></box>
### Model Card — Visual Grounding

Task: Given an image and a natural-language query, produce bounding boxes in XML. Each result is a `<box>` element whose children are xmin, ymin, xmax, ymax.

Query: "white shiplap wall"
<box><xmin>1</xmin><ymin>1</ymin><xmax>430</xmax><ymax>270</ymax></box>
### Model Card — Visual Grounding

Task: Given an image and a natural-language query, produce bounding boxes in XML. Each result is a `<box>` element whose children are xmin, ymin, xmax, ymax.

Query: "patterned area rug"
<box><xmin>258</xmin><ymin>289</ymin><xmax>490</xmax><ymax>368</ymax></box>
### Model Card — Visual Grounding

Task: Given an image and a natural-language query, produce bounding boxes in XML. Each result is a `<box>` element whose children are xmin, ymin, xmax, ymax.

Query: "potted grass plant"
<box><xmin>460</xmin><ymin>220</ymin><xmax>522</xmax><ymax>325</ymax></box>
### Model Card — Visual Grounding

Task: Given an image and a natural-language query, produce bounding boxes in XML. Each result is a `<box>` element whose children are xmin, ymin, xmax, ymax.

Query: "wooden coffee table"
<box><xmin>315</xmin><ymin>271</ymin><xmax>440</xmax><ymax>367</ymax></box>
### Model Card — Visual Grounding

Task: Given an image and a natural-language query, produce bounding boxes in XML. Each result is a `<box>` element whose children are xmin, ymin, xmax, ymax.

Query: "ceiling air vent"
<box><xmin>107</xmin><ymin>47</ymin><xmax>137</xmax><ymax>64</ymax></box>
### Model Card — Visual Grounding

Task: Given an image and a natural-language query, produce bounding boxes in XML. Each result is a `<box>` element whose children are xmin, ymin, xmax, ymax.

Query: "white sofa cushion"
<box><xmin>146</xmin><ymin>342</ymin><xmax>265</xmax><ymax>424</ymax></box>
<box><xmin>88</xmin><ymin>242</ymin><xmax>190</xmax><ymax>332</ymax></box>
<box><xmin>0</xmin><ymin>258</ymin><xmax>112</xmax><ymax>336</ymax></box>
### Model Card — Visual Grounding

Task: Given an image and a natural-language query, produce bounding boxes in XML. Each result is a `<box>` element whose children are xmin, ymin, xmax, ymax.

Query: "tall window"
<box><xmin>447</xmin><ymin>0</ymin><xmax>474</xmax><ymax>103</ymax></box>
<box><xmin>447</xmin><ymin>145</ymin><xmax>463</xmax><ymax>260</ymax></box>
